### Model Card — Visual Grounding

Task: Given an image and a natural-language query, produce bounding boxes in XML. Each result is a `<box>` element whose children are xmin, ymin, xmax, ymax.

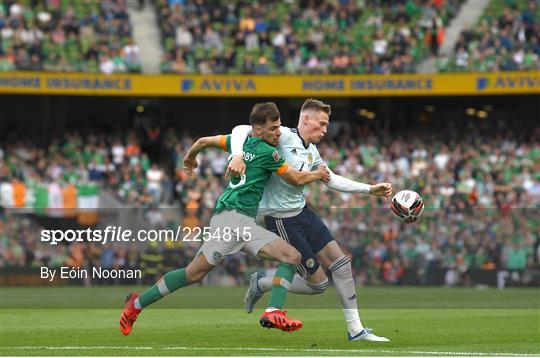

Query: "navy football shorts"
<box><xmin>264</xmin><ymin>206</ymin><xmax>335</xmax><ymax>277</ymax></box>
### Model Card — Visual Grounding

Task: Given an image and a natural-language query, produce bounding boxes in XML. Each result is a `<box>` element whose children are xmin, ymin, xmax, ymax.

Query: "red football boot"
<box><xmin>260</xmin><ymin>310</ymin><xmax>303</xmax><ymax>332</ymax></box>
<box><xmin>119</xmin><ymin>293</ymin><xmax>141</xmax><ymax>335</ymax></box>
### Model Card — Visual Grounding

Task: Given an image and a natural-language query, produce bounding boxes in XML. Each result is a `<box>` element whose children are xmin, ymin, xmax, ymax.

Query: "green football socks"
<box><xmin>138</xmin><ymin>268</ymin><xmax>188</xmax><ymax>308</ymax></box>
<box><xmin>266</xmin><ymin>263</ymin><xmax>297</xmax><ymax>310</ymax></box>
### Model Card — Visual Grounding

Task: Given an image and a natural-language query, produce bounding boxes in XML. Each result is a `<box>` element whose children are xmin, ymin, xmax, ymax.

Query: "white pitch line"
<box><xmin>3</xmin><ymin>346</ymin><xmax>538</xmax><ymax>356</ymax></box>
<box><xmin>3</xmin><ymin>346</ymin><xmax>153</xmax><ymax>350</ymax></box>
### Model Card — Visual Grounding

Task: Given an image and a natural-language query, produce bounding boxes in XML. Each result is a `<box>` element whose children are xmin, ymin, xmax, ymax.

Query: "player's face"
<box><xmin>306</xmin><ymin>111</ymin><xmax>329</xmax><ymax>144</ymax></box>
<box><xmin>258</xmin><ymin>118</ymin><xmax>281</xmax><ymax>146</ymax></box>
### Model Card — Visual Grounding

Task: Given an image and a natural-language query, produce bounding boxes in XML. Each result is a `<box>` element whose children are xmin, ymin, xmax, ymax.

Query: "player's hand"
<box><xmin>370</xmin><ymin>183</ymin><xmax>392</xmax><ymax>198</ymax></box>
<box><xmin>226</xmin><ymin>155</ymin><xmax>246</xmax><ymax>179</ymax></box>
<box><xmin>316</xmin><ymin>165</ymin><xmax>331</xmax><ymax>183</ymax></box>
<box><xmin>182</xmin><ymin>156</ymin><xmax>198</xmax><ymax>175</ymax></box>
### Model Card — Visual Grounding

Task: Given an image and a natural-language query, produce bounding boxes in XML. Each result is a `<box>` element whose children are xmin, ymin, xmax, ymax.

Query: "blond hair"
<box><xmin>300</xmin><ymin>98</ymin><xmax>331</xmax><ymax>116</ymax></box>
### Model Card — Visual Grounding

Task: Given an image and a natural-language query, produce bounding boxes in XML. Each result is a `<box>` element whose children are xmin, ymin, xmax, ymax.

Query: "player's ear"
<box><xmin>303</xmin><ymin>113</ymin><xmax>310</xmax><ymax>125</ymax></box>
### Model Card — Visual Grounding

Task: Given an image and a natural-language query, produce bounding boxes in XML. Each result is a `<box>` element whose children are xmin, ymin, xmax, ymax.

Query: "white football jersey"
<box><xmin>259</xmin><ymin>126</ymin><xmax>324</xmax><ymax>217</ymax></box>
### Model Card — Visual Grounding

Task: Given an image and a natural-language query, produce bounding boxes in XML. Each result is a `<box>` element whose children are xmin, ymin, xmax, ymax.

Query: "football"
<box><xmin>390</xmin><ymin>190</ymin><xmax>424</xmax><ymax>223</ymax></box>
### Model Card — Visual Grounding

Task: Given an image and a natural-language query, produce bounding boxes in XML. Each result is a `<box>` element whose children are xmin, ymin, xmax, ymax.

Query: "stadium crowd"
<box><xmin>4</xmin><ymin>0</ymin><xmax>538</xmax><ymax>75</ymax></box>
<box><xmin>0</xmin><ymin>0</ymin><xmax>140</xmax><ymax>73</ymax></box>
<box><xmin>157</xmin><ymin>0</ymin><xmax>462</xmax><ymax>74</ymax></box>
<box><xmin>1</xmin><ymin>129</ymin><xmax>170</xmax><ymax>206</ymax></box>
<box><xmin>2</xmin><ymin>118</ymin><xmax>539</xmax><ymax>286</ymax></box>
<box><xmin>439</xmin><ymin>0</ymin><xmax>540</xmax><ymax>72</ymax></box>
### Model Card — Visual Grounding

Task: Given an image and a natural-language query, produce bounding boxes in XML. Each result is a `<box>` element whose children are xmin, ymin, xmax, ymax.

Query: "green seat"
<box><xmin>165</xmin><ymin>37</ymin><xmax>175</xmax><ymax>52</ymax></box>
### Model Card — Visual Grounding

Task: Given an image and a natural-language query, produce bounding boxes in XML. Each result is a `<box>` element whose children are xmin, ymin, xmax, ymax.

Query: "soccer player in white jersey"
<box><xmin>227</xmin><ymin>99</ymin><xmax>392</xmax><ymax>342</ymax></box>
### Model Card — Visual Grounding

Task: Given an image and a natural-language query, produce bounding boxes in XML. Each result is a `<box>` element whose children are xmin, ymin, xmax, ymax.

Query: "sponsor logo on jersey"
<box><xmin>272</xmin><ymin>150</ymin><xmax>281</xmax><ymax>162</ymax></box>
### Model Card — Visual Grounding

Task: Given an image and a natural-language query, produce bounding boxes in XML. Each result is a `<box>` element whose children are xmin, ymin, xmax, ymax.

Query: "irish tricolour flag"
<box><xmin>0</xmin><ymin>181</ymin><xmax>99</xmax><ymax>225</ymax></box>
<box><xmin>76</xmin><ymin>183</ymin><xmax>99</xmax><ymax>225</ymax></box>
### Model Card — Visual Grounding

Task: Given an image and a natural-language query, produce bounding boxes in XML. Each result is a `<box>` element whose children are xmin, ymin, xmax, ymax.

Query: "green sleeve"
<box><xmin>261</xmin><ymin>147</ymin><xmax>288</xmax><ymax>174</ymax></box>
<box><xmin>226</xmin><ymin>135</ymin><xmax>231</xmax><ymax>153</ymax></box>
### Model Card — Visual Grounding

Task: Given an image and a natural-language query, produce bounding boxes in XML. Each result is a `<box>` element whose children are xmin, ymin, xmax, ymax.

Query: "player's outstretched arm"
<box><xmin>280</xmin><ymin>165</ymin><xmax>330</xmax><ymax>186</ymax></box>
<box><xmin>183</xmin><ymin>135</ymin><xmax>226</xmax><ymax>175</ymax></box>
<box><xmin>324</xmin><ymin>166</ymin><xmax>392</xmax><ymax>197</ymax></box>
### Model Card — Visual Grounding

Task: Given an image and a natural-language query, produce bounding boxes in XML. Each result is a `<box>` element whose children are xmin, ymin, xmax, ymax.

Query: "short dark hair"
<box><xmin>249</xmin><ymin>102</ymin><xmax>280</xmax><ymax>126</ymax></box>
<box><xmin>301</xmin><ymin>98</ymin><xmax>331</xmax><ymax>116</ymax></box>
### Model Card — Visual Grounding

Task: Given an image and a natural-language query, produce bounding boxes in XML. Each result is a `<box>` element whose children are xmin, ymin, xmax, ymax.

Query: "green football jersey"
<box><xmin>214</xmin><ymin>135</ymin><xmax>288</xmax><ymax>218</ymax></box>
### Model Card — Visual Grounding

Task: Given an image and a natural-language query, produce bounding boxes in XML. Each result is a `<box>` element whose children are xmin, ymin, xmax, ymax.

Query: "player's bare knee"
<box><xmin>186</xmin><ymin>268</ymin><xmax>205</xmax><ymax>283</ymax></box>
<box><xmin>185</xmin><ymin>256</ymin><xmax>213</xmax><ymax>283</ymax></box>
<box><xmin>287</xmin><ymin>249</ymin><xmax>301</xmax><ymax>265</ymax></box>
<box><xmin>185</xmin><ymin>269</ymin><xmax>201</xmax><ymax>283</ymax></box>
<box><xmin>310</xmin><ymin>267</ymin><xmax>327</xmax><ymax>282</ymax></box>
<box><xmin>317</xmin><ymin>241</ymin><xmax>344</xmax><ymax>268</ymax></box>
<box><xmin>275</xmin><ymin>248</ymin><xmax>300</xmax><ymax>265</ymax></box>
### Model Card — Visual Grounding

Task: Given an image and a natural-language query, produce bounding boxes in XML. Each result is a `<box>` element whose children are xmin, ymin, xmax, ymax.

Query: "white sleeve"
<box><xmin>325</xmin><ymin>166</ymin><xmax>371</xmax><ymax>194</ymax></box>
<box><xmin>230</xmin><ymin>125</ymin><xmax>252</xmax><ymax>156</ymax></box>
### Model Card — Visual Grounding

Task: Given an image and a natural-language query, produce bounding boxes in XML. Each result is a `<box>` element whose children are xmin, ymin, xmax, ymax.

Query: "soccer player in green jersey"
<box><xmin>119</xmin><ymin>102</ymin><xmax>330</xmax><ymax>335</ymax></box>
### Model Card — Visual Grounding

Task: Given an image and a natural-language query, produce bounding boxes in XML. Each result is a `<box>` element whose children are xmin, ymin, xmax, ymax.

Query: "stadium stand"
<box><xmin>0</xmin><ymin>0</ymin><xmax>141</xmax><ymax>73</ymax></box>
<box><xmin>438</xmin><ymin>0</ymin><xmax>540</xmax><ymax>72</ymax></box>
<box><xmin>156</xmin><ymin>0</ymin><xmax>462</xmax><ymax>74</ymax></box>
<box><xmin>4</xmin><ymin>0</ymin><xmax>538</xmax><ymax>75</ymax></box>
<box><xmin>0</xmin><ymin>130</ymin><xmax>169</xmax><ymax>207</ymax></box>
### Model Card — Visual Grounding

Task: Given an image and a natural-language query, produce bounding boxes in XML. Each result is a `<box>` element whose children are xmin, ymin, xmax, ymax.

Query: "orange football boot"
<box><xmin>260</xmin><ymin>310</ymin><xmax>303</xmax><ymax>332</ymax></box>
<box><xmin>119</xmin><ymin>293</ymin><xmax>141</xmax><ymax>335</ymax></box>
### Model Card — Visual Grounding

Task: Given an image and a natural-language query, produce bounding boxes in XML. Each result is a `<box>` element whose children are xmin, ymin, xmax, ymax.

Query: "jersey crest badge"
<box><xmin>308</xmin><ymin>152</ymin><xmax>313</xmax><ymax>164</ymax></box>
<box><xmin>272</xmin><ymin>150</ymin><xmax>281</xmax><ymax>162</ymax></box>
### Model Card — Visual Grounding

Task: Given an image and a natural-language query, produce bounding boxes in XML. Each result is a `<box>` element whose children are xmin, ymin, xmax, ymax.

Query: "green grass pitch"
<box><xmin>1</xmin><ymin>286</ymin><xmax>539</xmax><ymax>356</ymax></box>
